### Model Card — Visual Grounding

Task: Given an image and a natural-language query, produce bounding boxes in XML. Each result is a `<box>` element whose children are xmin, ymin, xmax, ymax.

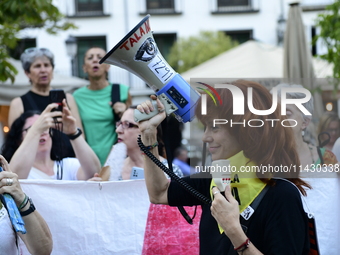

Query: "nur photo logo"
<box><xmin>195</xmin><ymin>81</ymin><xmax>312</xmax><ymax>128</ymax></box>
<box><xmin>196</xmin><ymin>82</ymin><xmax>223</xmax><ymax>115</ymax></box>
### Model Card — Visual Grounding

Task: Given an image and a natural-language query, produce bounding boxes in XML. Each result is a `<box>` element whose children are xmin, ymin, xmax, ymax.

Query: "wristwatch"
<box><xmin>67</xmin><ymin>128</ymin><xmax>83</xmax><ymax>140</ymax></box>
<box><xmin>20</xmin><ymin>198</ymin><xmax>36</xmax><ymax>217</ymax></box>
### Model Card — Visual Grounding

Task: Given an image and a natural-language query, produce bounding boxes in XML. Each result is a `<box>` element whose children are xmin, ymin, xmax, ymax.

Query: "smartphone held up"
<box><xmin>49</xmin><ymin>89</ymin><xmax>66</xmax><ymax>112</ymax></box>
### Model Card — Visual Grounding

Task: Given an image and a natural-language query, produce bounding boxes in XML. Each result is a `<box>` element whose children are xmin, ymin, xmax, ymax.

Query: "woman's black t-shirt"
<box><xmin>168</xmin><ymin>176</ymin><xmax>310</xmax><ymax>255</ymax></box>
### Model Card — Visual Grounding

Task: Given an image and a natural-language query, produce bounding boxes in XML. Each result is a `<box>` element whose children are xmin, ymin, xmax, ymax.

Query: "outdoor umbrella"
<box><xmin>283</xmin><ymin>1</ymin><xmax>323</xmax><ymax>119</ymax></box>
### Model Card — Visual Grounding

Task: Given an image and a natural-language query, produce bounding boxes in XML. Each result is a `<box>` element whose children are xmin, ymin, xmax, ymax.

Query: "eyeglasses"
<box><xmin>23</xmin><ymin>47</ymin><xmax>54</xmax><ymax>58</ymax></box>
<box><xmin>24</xmin><ymin>47</ymin><xmax>50</xmax><ymax>54</ymax></box>
<box><xmin>116</xmin><ymin>120</ymin><xmax>139</xmax><ymax>130</ymax></box>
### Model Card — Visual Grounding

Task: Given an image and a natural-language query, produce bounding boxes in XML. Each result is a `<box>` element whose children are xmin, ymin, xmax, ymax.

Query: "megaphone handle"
<box><xmin>134</xmin><ymin>100</ymin><xmax>159</xmax><ymax>122</ymax></box>
<box><xmin>134</xmin><ymin>95</ymin><xmax>178</xmax><ymax>122</ymax></box>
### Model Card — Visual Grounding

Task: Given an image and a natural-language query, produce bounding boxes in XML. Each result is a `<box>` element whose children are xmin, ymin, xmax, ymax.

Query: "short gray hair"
<box><xmin>272</xmin><ymin>83</ymin><xmax>314</xmax><ymax>121</ymax></box>
<box><xmin>20</xmin><ymin>48</ymin><xmax>54</xmax><ymax>72</ymax></box>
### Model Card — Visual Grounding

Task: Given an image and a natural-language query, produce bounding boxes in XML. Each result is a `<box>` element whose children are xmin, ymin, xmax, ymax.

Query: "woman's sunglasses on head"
<box><xmin>23</xmin><ymin>47</ymin><xmax>53</xmax><ymax>58</ymax></box>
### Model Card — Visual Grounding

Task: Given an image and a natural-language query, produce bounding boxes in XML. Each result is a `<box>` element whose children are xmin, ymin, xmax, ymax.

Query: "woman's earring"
<box><xmin>302</xmin><ymin>130</ymin><xmax>305</xmax><ymax>137</ymax></box>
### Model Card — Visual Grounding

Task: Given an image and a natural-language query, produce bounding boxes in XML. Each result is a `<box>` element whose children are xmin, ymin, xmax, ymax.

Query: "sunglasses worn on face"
<box><xmin>116</xmin><ymin>120</ymin><xmax>139</xmax><ymax>130</ymax></box>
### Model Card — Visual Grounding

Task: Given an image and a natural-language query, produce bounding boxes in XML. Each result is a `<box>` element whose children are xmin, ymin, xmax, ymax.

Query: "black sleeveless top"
<box><xmin>21</xmin><ymin>91</ymin><xmax>50</xmax><ymax>112</ymax></box>
<box><xmin>20</xmin><ymin>91</ymin><xmax>76</xmax><ymax>159</ymax></box>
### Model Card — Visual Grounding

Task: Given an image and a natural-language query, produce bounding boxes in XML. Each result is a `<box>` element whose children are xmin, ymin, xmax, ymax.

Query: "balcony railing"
<box><xmin>300</xmin><ymin>0</ymin><xmax>333</xmax><ymax>11</ymax></box>
<box><xmin>146</xmin><ymin>8</ymin><xmax>178</xmax><ymax>14</ymax></box>
<box><xmin>212</xmin><ymin>0</ymin><xmax>259</xmax><ymax>14</ymax></box>
<box><xmin>300</xmin><ymin>0</ymin><xmax>333</xmax><ymax>5</ymax></box>
<box><xmin>65</xmin><ymin>0</ymin><xmax>111</xmax><ymax>17</ymax></box>
<box><xmin>140</xmin><ymin>0</ymin><xmax>182</xmax><ymax>15</ymax></box>
<box><xmin>73</xmin><ymin>10</ymin><xmax>105</xmax><ymax>16</ymax></box>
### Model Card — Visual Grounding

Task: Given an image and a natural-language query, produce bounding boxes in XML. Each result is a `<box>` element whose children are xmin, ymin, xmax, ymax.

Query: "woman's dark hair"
<box><xmin>156</xmin><ymin>124</ymin><xmax>166</xmax><ymax>158</ymax></box>
<box><xmin>196</xmin><ymin>79</ymin><xmax>311</xmax><ymax>195</ymax></box>
<box><xmin>1</xmin><ymin>110</ymin><xmax>40</xmax><ymax>162</ymax></box>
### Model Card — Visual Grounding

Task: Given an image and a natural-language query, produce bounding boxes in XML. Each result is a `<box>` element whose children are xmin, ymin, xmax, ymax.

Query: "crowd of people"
<box><xmin>1</xmin><ymin>47</ymin><xmax>340</xmax><ymax>254</ymax></box>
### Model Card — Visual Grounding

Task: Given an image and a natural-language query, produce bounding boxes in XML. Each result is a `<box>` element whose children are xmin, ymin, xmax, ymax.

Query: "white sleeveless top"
<box><xmin>0</xmin><ymin>205</ymin><xmax>19</xmax><ymax>255</ymax></box>
<box><xmin>27</xmin><ymin>157</ymin><xmax>80</xmax><ymax>180</ymax></box>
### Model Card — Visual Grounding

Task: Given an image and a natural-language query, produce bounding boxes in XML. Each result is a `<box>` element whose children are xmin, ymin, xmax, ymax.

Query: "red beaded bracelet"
<box><xmin>234</xmin><ymin>238</ymin><xmax>250</xmax><ymax>252</ymax></box>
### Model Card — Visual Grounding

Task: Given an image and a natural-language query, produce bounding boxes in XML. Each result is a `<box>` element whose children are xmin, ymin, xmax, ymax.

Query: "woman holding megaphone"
<box><xmin>137</xmin><ymin>80</ymin><xmax>311</xmax><ymax>255</ymax></box>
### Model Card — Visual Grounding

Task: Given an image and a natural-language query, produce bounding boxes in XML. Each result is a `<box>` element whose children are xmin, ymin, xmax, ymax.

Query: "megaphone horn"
<box><xmin>100</xmin><ymin>15</ymin><xmax>200</xmax><ymax>123</ymax></box>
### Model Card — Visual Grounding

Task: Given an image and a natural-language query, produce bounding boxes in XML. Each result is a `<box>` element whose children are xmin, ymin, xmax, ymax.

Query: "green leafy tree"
<box><xmin>314</xmin><ymin>0</ymin><xmax>340</xmax><ymax>79</ymax></box>
<box><xmin>167</xmin><ymin>31</ymin><xmax>238</xmax><ymax>73</ymax></box>
<box><xmin>0</xmin><ymin>0</ymin><xmax>77</xmax><ymax>83</ymax></box>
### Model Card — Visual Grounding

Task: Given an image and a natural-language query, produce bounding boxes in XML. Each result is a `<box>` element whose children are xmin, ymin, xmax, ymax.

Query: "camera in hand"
<box><xmin>49</xmin><ymin>89</ymin><xmax>66</xmax><ymax>112</ymax></box>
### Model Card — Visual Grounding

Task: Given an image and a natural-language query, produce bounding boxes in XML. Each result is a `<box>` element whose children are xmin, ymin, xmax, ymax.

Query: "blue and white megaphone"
<box><xmin>99</xmin><ymin>14</ymin><xmax>200</xmax><ymax>123</ymax></box>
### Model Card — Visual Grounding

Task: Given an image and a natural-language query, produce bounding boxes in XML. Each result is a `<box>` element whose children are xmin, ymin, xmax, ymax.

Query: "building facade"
<box><xmin>13</xmin><ymin>0</ymin><xmax>333</xmax><ymax>103</ymax></box>
<box><xmin>0</xmin><ymin>0</ymin><xmax>334</xmax><ymax>146</ymax></box>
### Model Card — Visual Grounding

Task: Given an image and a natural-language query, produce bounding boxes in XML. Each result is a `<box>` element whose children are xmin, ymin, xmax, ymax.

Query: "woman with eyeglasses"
<box><xmin>94</xmin><ymin>106</ymin><xmax>200</xmax><ymax>254</ymax></box>
<box><xmin>8</xmin><ymin>47</ymin><xmax>83</xmax><ymax>159</ymax></box>
<box><xmin>1</xmin><ymin>101</ymin><xmax>100</xmax><ymax>180</ymax></box>
<box><xmin>73</xmin><ymin>47</ymin><xmax>132</xmax><ymax>166</ymax></box>
<box><xmin>103</xmin><ymin>106</ymin><xmax>182</xmax><ymax>180</ymax></box>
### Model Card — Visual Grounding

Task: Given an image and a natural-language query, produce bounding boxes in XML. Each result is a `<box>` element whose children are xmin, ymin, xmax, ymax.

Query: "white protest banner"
<box><xmin>19</xmin><ymin>179</ymin><xmax>150</xmax><ymax>255</ymax></box>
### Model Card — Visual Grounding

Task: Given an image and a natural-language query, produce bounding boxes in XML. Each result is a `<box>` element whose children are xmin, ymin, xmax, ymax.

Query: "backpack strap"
<box><xmin>111</xmin><ymin>83</ymin><xmax>121</xmax><ymax>120</ymax></box>
<box><xmin>240</xmin><ymin>185</ymin><xmax>270</xmax><ymax>233</ymax></box>
<box><xmin>111</xmin><ymin>83</ymin><xmax>121</xmax><ymax>105</ymax></box>
<box><xmin>227</xmin><ymin>185</ymin><xmax>270</xmax><ymax>254</ymax></box>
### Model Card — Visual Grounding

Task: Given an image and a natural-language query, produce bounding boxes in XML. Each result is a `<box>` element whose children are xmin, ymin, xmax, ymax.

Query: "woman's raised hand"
<box><xmin>112</xmin><ymin>101</ymin><xmax>127</xmax><ymax>119</ymax></box>
<box><xmin>137</xmin><ymin>95</ymin><xmax>166</xmax><ymax>135</ymax></box>
<box><xmin>0</xmin><ymin>155</ymin><xmax>25</xmax><ymax>206</ymax></box>
<box><xmin>29</xmin><ymin>103</ymin><xmax>62</xmax><ymax>135</ymax></box>
<box><xmin>61</xmin><ymin>99</ymin><xmax>77</xmax><ymax>135</ymax></box>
